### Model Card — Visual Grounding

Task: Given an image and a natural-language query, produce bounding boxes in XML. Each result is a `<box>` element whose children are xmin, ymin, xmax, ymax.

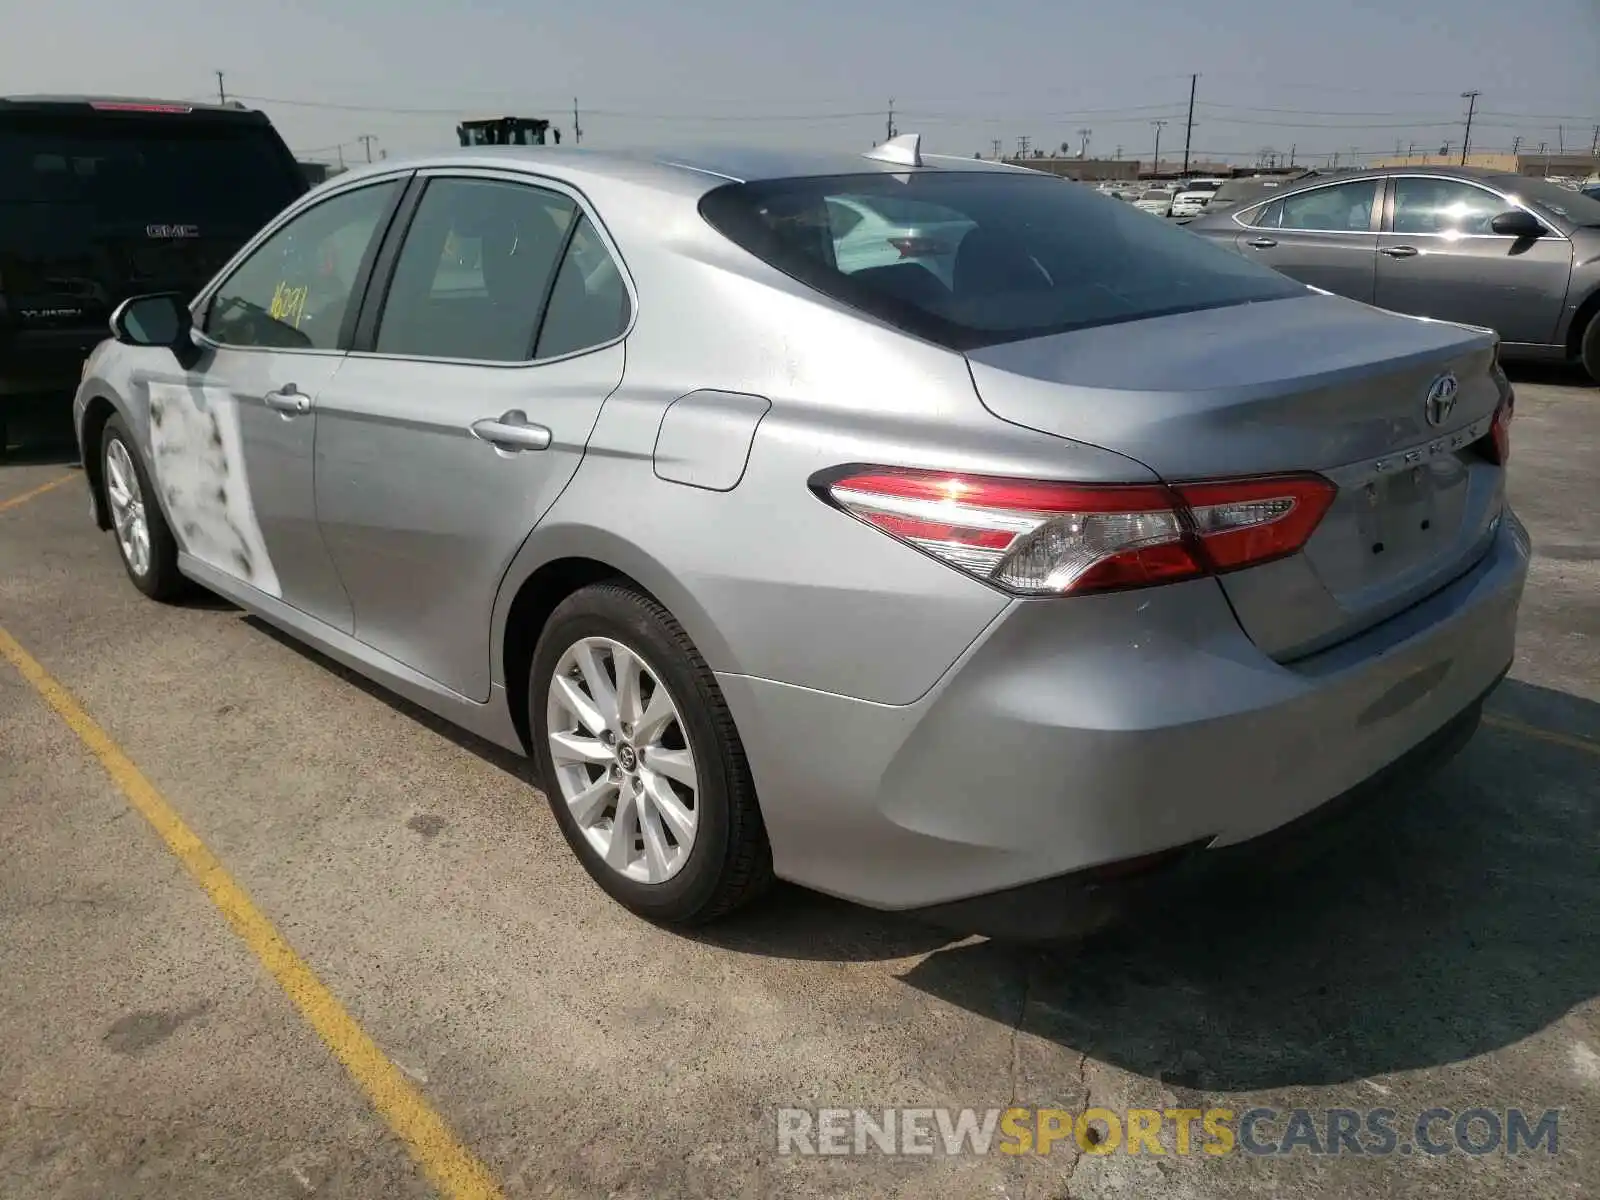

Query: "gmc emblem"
<box><xmin>146</xmin><ymin>224</ymin><xmax>201</xmax><ymax>239</ymax></box>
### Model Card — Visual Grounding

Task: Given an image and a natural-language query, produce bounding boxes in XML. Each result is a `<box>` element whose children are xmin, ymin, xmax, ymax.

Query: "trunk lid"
<box><xmin>965</xmin><ymin>293</ymin><xmax>1507</xmax><ymax>660</ymax></box>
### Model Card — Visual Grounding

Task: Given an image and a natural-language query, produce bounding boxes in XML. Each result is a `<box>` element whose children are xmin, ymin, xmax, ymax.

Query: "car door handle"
<box><xmin>1380</xmin><ymin>245</ymin><xmax>1420</xmax><ymax>259</ymax></box>
<box><xmin>1246</xmin><ymin>237</ymin><xmax>1278</xmax><ymax>249</ymax></box>
<box><xmin>471</xmin><ymin>410</ymin><xmax>552</xmax><ymax>452</ymax></box>
<box><xmin>263</xmin><ymin>386</ymin><xmax>310</xmax><ymax>415</ymax></box>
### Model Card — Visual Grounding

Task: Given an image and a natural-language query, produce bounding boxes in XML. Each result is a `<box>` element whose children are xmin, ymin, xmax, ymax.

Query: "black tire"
<box><xmin>1581</xmin><ymin>311</ymin><xmax>1600</xmax><ymax>386</ymax></box>
<box><xmin>100</xmin><ymin>414</ymin><xmax>187</xmax><ymax>601</ymax></box>
<box><xmin>529</xmin><ymin>582</ymin><xmax>772</xmax><ymax>925</ymax></box>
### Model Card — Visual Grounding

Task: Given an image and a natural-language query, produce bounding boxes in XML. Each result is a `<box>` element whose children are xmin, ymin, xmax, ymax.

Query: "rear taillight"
<box><xmin>886</xmin><ymin>236</ymin><xmax>951</xmax><ymax>259</ymax></box>
<box><xmin>815</xmin><ymin>467</ymin><xmax>1336</xmax><ymax>597</ymax></box>
<box><xmin>1488</xmin><ymin>392</ymin><xmax>1514</xmax><ymax>465</ymax></box>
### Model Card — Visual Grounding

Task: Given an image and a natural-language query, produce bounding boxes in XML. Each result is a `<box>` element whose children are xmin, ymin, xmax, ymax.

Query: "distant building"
<box><xmin>1368</xmin><ymin>152</ymin><xmax>1600</xmax><ymax>179</ymax></box>
<box><xmin>1001</xmin><ymin>156</ymin><xmax>1139</xmax><ymax>182</ymax></box>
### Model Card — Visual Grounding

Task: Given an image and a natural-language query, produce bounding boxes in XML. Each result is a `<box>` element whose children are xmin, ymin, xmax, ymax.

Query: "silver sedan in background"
<box><xmin>1186</xmin><ymin>165</ymin><xmax>1600</xmax><ymax>383</ymax></box>
<box><xmin>75</xmin><ymin>139</ymin><xmax>1527</xmax><ymax>937</ymax></box>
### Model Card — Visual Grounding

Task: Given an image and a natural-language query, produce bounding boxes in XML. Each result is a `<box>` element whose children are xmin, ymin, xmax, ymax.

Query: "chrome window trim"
<box><xmin>1229</xmin><ymin>176</ymin><xmax>1383</xmax><ymax>235</ymax></box>
<box><xmin>189</xmin><ymin>171</ymin><xmax>415</xmax><ymax>359</ymax></box>
<box><xmin>1384</xmin><ymin>173</ymin><xmax>1570</xmax><ymax>242</ymax></box>
<box><xmin>344</xmin><ymin>166</ymin><xmax>639</xmax><ymax>371</ymax></box>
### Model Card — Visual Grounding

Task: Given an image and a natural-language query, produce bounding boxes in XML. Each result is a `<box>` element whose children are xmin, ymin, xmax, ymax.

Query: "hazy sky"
<box><xmin>4</xmin><ymin>0</ymin><xmax>1597</xmax><ymax>168</ymax></box>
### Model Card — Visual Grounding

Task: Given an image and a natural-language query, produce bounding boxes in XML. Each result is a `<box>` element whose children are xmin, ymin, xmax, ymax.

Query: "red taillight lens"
<box><xmin>1176</xmin><ymin>476</ymin><xmax>1338</xmax><ymax>572</ymax></box>
<box><xmin>1488</xmin><ymin>392</ymin><xmax>1514</xmax><ymax>465</ymax></box>
<box><xmin>817</xmin><ymin>468</ymin><xmax>1336</xmax><ymax>596</ymax></box>
<box><xmin>886</xmin><ymin>236</ymin><xmax>951</xmax><ymax>259</ymax></box>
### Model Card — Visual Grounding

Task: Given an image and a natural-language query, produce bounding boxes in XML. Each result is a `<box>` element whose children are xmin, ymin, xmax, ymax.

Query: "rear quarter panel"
<box><xmin>493</xmin><ymin>176</ymin><xmax>1160</xmax><ymax>704</ymax></box>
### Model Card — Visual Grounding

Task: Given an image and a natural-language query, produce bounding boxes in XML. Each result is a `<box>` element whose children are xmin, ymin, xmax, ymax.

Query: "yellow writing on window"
<box><xmin>269</xmin><ymin>280</ymin><xmax>310</xmax><ymax>328</ymax></box>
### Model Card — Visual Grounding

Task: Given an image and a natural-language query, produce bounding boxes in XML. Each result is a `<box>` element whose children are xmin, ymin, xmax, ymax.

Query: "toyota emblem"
<box><xmin>1425</xmin><ymin>373</ymin><xmax>1459</xmax><ymax>427</ymax></box>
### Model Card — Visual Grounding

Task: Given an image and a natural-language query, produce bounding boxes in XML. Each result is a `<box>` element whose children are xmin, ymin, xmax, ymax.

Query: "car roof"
<box><xmin>335</xmin><ymin>143</ymin><xmax>1037</xmax><ymax>194</ymax></box>
<box><xmin>1277</xmin><ymin>164</ymin><xmax>1525</xmax><ymax>187</ymax></box>
<box><xmin>0</xmin><ymin>94</ymin><xmax>267</xmax><ymax>119</ymax></box>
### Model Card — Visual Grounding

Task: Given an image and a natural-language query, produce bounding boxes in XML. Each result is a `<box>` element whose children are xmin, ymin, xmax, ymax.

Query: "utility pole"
<box><xmin>1150</xmin><ymin>119</ymin><xmax>1167</xmax><ymax>176</ymax></box>
<box><xmin>1592</xmin><ymin>124</ymin><xmax>1599</xmax><ymax>156</ymax></box>
<box><xmin>1114</xmin><ymin>144</ymin><xmax>1123</xmax><ymax>160</ymax></box>
<box><xmin>991</xmin><ymin>138</ymin><xmax>1002</xmax><ymax>160</ymax></box>
<box><xmin>336</xmin><ymin>145</ymin><xmax>345</xmax><ymax>171</ymax></box>
<box><xmin>1181</xmin><ymin>73</ymin><xmax>1197</xmax><ymax>175</ymax></box>
<box><xmin>1289</xmin><ymin>143</ymin><xmax>1296</xmax><ymax>167</ymax></box>
<box><xmin>214</xmin><ymin>71</ymin><xmax>226</xmax><ymax>104</ymax></box>
<box><xmin>357</xmin><ymin>134</ymin><xmax>377</xmax><ymax>163</ymax></box>
<box><xmin>1460</xmin><ymin>90</ymin><xmax>1480</xmax><ymax>165</ymax></box>
<box><xmin>572</xmin><ymin>98</ymin><xmax>582</xmax><ymax>145</ymax></box>
<box><xmin>1558</xmin><ymin>125</ymin><xmax>1565</xmax><ymax>154</ymax></box>
<box><xmin>1077</xmin><ymin>128</ymin><xmax>1092</xmax><ymax>158</ymax></box>
<box><xmin>1540</xmin><ymin>141</ymin><xmax>1550</xmax><ymax>175</ymax></box>
<box><xmin>1408</xmin><ymin>141</ymin><xmax>1416</xmax><ymax>156</ymax></box>
<box><xmin>1017</xmin><ymin>135</ymin><xmax>1031</xmax><ymax>158</ymax></box>
<box><xmin>887</xmin><ymin>98</ymin><xmax>896</xmax><ymax>142</ymax></box>
<box><xmin>1512</xmin><ymin>135</ymin><xmax>1522</xmax><ymax>156</ymax></box>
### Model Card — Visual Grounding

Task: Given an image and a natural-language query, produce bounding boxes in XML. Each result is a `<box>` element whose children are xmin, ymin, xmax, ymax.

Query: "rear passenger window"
<box><xmin>1277</xmin><ymin>180</ymin><xmax>1377</xmax><ymax>232</ymax></box>
<box><xmin>534</xmin><ymin>214</ymin><xmax>631</xmax><ymax>359</ymax></box>
<box><xmin>375</xmin><ymin>178</ymin><xmax>574</xmax><ymax>362</ymax></box>
<box><xmin>1245</xmin><ymin>200</ymin><xmax>1283</xmax><ymax>228</ymax></box>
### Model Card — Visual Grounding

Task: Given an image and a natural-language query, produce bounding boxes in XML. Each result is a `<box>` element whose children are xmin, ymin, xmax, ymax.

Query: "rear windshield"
<box><xmin>700</xmin><ymin>171</ymin><xmax>1304</xmax><ymax>351</ymax></box>
<box><xmin>0</xmin><ymin>117</ymin><xmax>303</xmax><ymax>226</ymax></box>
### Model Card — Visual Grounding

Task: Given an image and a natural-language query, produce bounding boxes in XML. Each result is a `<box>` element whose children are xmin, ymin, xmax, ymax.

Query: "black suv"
<box><xmin>1</xmin><ymin>96</ymin><xmax>308</xmax><ymax>456</ymax></box>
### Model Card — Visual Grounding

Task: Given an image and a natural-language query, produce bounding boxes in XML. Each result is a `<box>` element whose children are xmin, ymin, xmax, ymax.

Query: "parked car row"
<box><xmin>78</xmin><ymin>131</ymin><xmax>1526</xmax><ymax>936</ymax></box>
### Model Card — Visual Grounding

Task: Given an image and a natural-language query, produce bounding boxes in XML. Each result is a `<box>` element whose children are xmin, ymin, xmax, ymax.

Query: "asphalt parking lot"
<box><xmin>2</xmin><ymin>368</ymin><xmax>1597</xmax><ymax>1200</ymax></box>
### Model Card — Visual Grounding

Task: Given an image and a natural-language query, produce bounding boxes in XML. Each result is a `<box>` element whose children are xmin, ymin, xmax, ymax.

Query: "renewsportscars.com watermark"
<box><xmin>776</xmin><ymin>1106</ymin><xmax>1563</xmax><ymax>1158</ymax></box>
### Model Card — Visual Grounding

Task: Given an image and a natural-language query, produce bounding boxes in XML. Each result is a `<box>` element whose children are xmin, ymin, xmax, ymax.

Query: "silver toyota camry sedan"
<box><xmin>73</xmin><ymin>135</ymin><xmax>1528</xmax><ymax>937</ymax></box>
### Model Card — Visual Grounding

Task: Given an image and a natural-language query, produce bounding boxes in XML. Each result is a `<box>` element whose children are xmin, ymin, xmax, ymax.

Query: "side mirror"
<box><xmin>111</xmin><ymin>292</ymin><xmax>193</xmax><ymax>349</ymax></box>
<box><xmin>1490</xmin><ymin>209</ymin><xmax>1543</xmax><ymax>238</ymax></box>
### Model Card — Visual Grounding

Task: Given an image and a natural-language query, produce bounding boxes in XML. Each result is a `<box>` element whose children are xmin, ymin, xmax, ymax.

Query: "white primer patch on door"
<box><xmin>147</xmin><ymin>382</ymin><xmax>282</xmax><ymax>597</ymax></box>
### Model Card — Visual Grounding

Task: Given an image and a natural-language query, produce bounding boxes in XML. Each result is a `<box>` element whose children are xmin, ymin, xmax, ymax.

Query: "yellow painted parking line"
<box><xmin>0</xmin><ymin>625</ymin><xmax>505</xmax><ymax>1200</ymax></box>
<box><xmin>0</xmin><ymin>471</ymin><xmax>78</xmax><ymax>515</ymax></box>
<box><xmin>1483</xmin><ymin>712</ymin><xmax>1600</xmax><ymax>758</ymax></box>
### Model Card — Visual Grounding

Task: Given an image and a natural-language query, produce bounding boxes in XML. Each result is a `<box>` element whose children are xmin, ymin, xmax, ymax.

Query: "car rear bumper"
<box><xmin>911</xmin><ymin>677</ymin><xmax>1493</xmax><ymax>939</ymax></box>
<box><xmin>718</xmin><ymin>509</ymin><xmax>1529</xmax><ymax>915</ymax></box>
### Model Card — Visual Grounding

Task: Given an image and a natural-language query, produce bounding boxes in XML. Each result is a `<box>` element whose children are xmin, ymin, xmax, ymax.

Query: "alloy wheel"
<box><xmin>545</xmin><ymin>636</ymin><xmax>700</xmax><ymax>884</ymax></box>
<box><xmin>104</xmin><ymin>437</ymin><xmax>151</xmax><ymax>578</ymax></box>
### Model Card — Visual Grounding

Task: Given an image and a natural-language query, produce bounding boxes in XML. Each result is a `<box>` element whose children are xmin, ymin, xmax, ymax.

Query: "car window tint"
<box><xmin>823</xmin><ymin>192</ymin><xmax>977</xmax><ymax>280</ymax></box>
<box><xmin>1391</xmin><ymin>177</ymin><xmax>1502</xmax><ymax>235</ymax></box>
<box><xmin>825</xmin><ymin>199</ymin><xmax>864</xmax><ymax>238</ymax></box>
<box><xmin>375</xmin><ymin>178</ymin><xmax>575</xmax><ymax>362</ymax></box>
<box><xmin>1244</xmin><ymin>199</ymin><xmax>1284</xmax><ymax>228</ymax></box>
<box><xmin>699</xmin><ymin>171</ymin><xmax>1305</xmax><ymax>352</ymax></box>
<box><xmin>202</xmin><ymin>180</ymin><xmax>399</xmax><ymax>350</ymax></box>
<box><xmin>1277</xmin><ymin>180</ymin><xmax>1377</xmax><ymax>232</ymax></box>
<box><xmin>534</xmin><ymin>213</ymin><xmax>631</xmax><ymax>359</ymax></box>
